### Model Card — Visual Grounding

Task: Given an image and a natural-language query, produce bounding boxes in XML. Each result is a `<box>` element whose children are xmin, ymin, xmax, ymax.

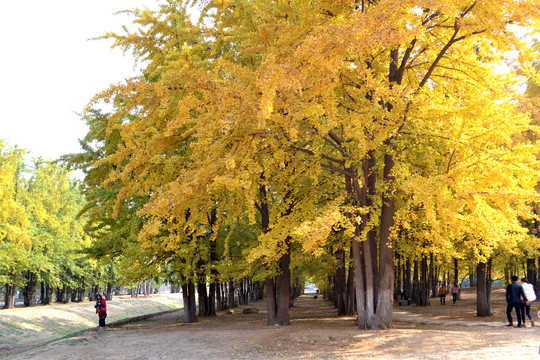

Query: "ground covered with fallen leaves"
<box><xmin>2</xmin><ymin>287</ymin><xmax>539</xmax><ymax>360</ymax></box>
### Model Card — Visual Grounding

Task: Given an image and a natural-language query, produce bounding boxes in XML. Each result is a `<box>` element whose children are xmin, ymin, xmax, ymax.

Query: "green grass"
<box><xmin>0</xmin><ymin>294</ymin><xmax>183</xmax><ymax>349</ymax></box>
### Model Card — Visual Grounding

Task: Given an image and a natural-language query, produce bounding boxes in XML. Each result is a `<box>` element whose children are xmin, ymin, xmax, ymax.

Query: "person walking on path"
<box><xmin>451</xmin><ymin>283</ymin><xmax>459</xmax><ymax>305</ymax></box>
<box><xmin>521</xmin><ymin>278</ymin><xmax>536</xmax><ymax>327</ymax></box>
<box><xmin>95</xmin><ymin>294</ymin><xmax>107</xmax><ymax>329</ymax></box>
<box><xmin>438</xmin><ymin>284</ymin><xmax>447</xmax><ymax>305</ymax></box>
<box><xmin>506</xmin><ymin>275</ymin><xmax>527</xmax><ymax>327</ymax></box>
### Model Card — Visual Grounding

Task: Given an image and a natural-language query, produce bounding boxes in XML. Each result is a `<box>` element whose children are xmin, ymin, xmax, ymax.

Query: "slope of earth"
<box><xmin>0</xmin><ymin>294</ymin><xmax>183</xmax><ymax>358</ymax></box>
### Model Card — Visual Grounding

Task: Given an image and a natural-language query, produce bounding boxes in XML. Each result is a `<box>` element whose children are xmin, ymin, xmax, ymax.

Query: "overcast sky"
<box><xmin>0</xmin><ymin>0</ymin><xmax>158</xmax><ymax>161</ymax></box>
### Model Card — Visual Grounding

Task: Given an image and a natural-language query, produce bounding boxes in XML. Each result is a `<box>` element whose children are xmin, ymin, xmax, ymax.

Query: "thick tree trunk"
<box><xmin>208</xmin><ymin>251</ymin><xmax>217</xmax><ymax>316</ymax></box>
<box><xmin>228</xmin><ymin>281</ymin><xmax>237</xmax><ymax>308</ymax></box>
<box><xmin>335</xmin><ymin>248</ymin><xmax>347</xmax><ymax>315</ymax></box>
<box><xmin>412</xmin><ymin>260</ymin><xmax>420</xmax><ymax>305</ymax></box>
<box><xmin>419</xmin><ymin>256</ymin><xmax>430</xmax><ymax>306</ymax></box>
<box><xmin>377</xmin><ymin>152</ymin><xmax>395</xmax><ymax>329</ymax></box>
<box><xmin>346</xmin><ymin>255</ymin><xmax>356</xmax><ymax>315</ymax></box>
<box><xmin>198</xmin><ymin>281</ymin><xmax>208</xmax><ymax>316</ymax></box>
<box><xmin>106</xmin><ymin>282</ymin><xmax>113</xmax><ymax>301</ymax></box>
<box><xmin>56</xmin><ymin>288</ymin><xmax>64</xmax><ymax>303</ymax></box>
<box><xmin>429</xmin><ymin>253</ymin><xmax>437</xmax><ymax>298</ymax></box>
<box><xmin>476</xmin><ymin>261</ymin><xmax>491</xmax><ymax>317</ymax></box>
<box><xmin>275</xmin><ymin>238</ymin><xmax>291</xmax><ymax>326</ymax></box>
<box><xmin>238</xmin><ymin>279</ymin><xmax>245</xmax><ymax>305</ymax></box>
<box><xmin>40</xmin><ymin>282</ymin><xmax>45</xmax><ymax>304</ymax></box>
<box><xmin>63</xmin><ymin>287</ymin><xmax>72</xmax><ymax>304</ymax></box>
<box><xmin>395</xmin><ymin>251</ymin><xmax>401</xmax><ymax>299</ymax></box>
<box><xmin>527</xmin><ymin>258</ymin><xmax>536</xmax><ymax>284</ymax></box>
<box><xmin>364</xmin><ymin>149</ymin><xmax>379</xmax><ymax>308</ymax></box>
<box><xmin>362</xmin><ymin>226</ymin><xmax>375</xmax><ymax>327</ymax></box>
<box><xmin>352</xmin><ymin>229</ymin><xmax>366</xmax><ymax>328</ymax></box>
<box><xmin>404</xmin><ymin>258</ymin><xmax>412</xmax><ymax>299</ymax></box>
<box><xmin>23</xmin><ymin>272</ymin><xmax>38</xmax><ymax>307</ymax></box>
<box><xmin>208</xmin><ymin>209</ymin><xmax>218</xmax><ymax>316</ymax></box>
<box><xmin>4</xmin><ymin>283</ymin><xmax>15</xmax><ymax>309</ymax></box>
<box><xmin>265</xmin><ymin>276</ymin><xmax>277</xmax><ymax>325</ymax></box>
<box><xmin>469</xmin><ymin>272</ymin><xmax>477</xmax><ymax>288</ymax></box>
<box><xmin>182</xmin><ymin>281</ymin><xmax>198</xmax><ymax>323</ymax></box>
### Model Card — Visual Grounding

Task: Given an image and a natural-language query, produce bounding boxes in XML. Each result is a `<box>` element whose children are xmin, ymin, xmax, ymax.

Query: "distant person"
<box><xmin>400</xmin><ymin>290</ymin><xmax>410</xmax><ymax>306</ymax></box>
<box><xmin>521</xmin><ymin>278</ymin><xmax>536</xmax><ymax>327</ymax></box>
<box><xmin>451</xmin><ymin>283</ymin><xmax>459</xmax><ymax>305</ymax></box>
<box><xmin>506</xmin><ymin>275</ymin><xmax>527</xmax><ymax>327</ymax></box>
<box><xmin>95</xmin><ymin>294</ymin><xmax>107</xmax><ymax>329</ymax></box>
<box><xmin>438</xmin><ymin>284</ymin><xmax>447</xmax><ymax>305</ymax></box>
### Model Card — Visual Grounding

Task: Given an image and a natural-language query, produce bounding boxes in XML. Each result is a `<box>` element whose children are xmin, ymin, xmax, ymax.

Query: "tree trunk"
<box><xmin>476</xmin><ymin>261</ymin><xmax>491</xmax><ymax>317</ymax></box>
<box><xmin>228</xmin><ymin>281</ymin><xmax>237</xmax><ymax>308</ymax></box>
<box><xmin>453</xmin><ymin>257</ymin><xmax>459</xmax><ymax>285</ymax></box>
<box><xmin>23</xmin><ymin>272</ymin><xmax>38</xmax><ymax>307</ymax></box>
<box><xmin>198</xmin><ymin>281</ymin><xmax>208</xmax><ymax>316</ymax></box>
<box><xmin>275</xmin><ymin>238</ymin><xmax>291</xmax><ymax>326</ymax></box>
<box><xmin>106</xmin><ymin>282</ymin><xmax>113</xmax><ymax>301</ymax></box>
<box><xmin>346</xmin><ymin>254</ymin><xmax>356</xmax><ymax>315</ymax></box>
<box><xmin>404</xmin><ymin>258</ymin><xmax>412</xmax><ymax>299</ymax></box>
<box><xmin>527</xmin><ymin>258</ymin><xmax>535</xmax><ymax>283</ymax></box>
<box><xmin>352</xmin><ymin>230</ymin><xmax>366</xmax><ymax>328</ymax></box>
<box><xmin>344</xmin><ymin>163</ymin><xmax>370</xmax><ymax>328</ymax></box>
<box><xmin>469</xmin><ymin>272</ymin><xmax>477</xmax><ymax>288</ymax></box>
<box><xmin>429</xmin><ymin>253</ymin><xmax>437</xmax><ymax>298</ymax></box>
<box><xmin>377</xmin><ymin>151</ymin><xmax>395</xmax><ymax>329</ymax></box>
<box><xmin>412</xmin><ymin>260</ymin><xmax>420</xmax><ymax>305</ymax></box>
<box><xmin>4</xmin><ymin>283</ymin><xmax>15</xmax><ymax>309</ymax></box>
<box><xmin>265</xmin><ymin>276</ymin><xmax>277</xmax><ymax>325</ymax></box>
<box><xmin>335</xmin><ymin>248</ymin><xmax>347</xmax><ymax>315</ymax></box>
<box><xmin>181</xmin><ymin>281</ymin><xmax>198</xmax><ymax>323</ymax></box>
<box><xmin>419</xmin><ymin>256</ymin><xmax>430</xmax><ymax>306</ymax></box>
<box><xmin>364</xmin><ymin>149</ymin><xmax>379</xmax><ymax>309</ymax></box>
<box><xmin>63</xmin><ymin>287</ymin><xmax>72</xmax><ymax>304</ymax></box>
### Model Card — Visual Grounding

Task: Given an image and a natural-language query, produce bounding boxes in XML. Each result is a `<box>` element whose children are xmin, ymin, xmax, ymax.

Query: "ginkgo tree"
<box><xmin>81</xmin><ymin>0</ymin><xmax>540</xmax><ymax>329</ymax></box>
<box><xmin>0</xmin><ymin>141</ymin><xmax>28</xmax><ymax>309</ymax></box>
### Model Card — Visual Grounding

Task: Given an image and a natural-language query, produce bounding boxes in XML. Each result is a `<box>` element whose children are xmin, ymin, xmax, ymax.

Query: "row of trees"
<box><xmin>0</xmin><ymin>141</ymin><xmax>118</xmax><ymax>308</ymax></box>
<box><xmin>61</xmin><ymin>0</ymin><xmax>540</xmax><ymax>330</ymax></box>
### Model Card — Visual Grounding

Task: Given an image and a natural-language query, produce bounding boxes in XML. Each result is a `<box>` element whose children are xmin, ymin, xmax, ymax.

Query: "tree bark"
<box><xmin>198</xmin><ymin>280</ymin><xmax>208</xmax><ymax>316</ymax></box>
<box><xmin>346</xmin><ymin>253</ymin><xmax>356</xmax><ymax>315</ymax></box>
<box><xmin>275</xmin><ymin>238</ymin><xmax>291</xmax><ymax>326</ymax></box>
<box><xmin>404</xmin><ymin>258</ymin><xmax>412</xmax><ymax>300</ymax></box>
<box><xmin>265</xmin><ymin>276</ymin><xmax>277</xmax><ymax>325</ymax></box>
<box><xmin>4</xmin><ymin>283</ymin><xmax>15</xmax><ymax>309</ymax></box>
<box><xmin>364</xmin><ymin>149</ymin><xmax>379</xmax><ymax>308</ymax></box>
<box><xmin>453</xmin><ymin>257</ymin><xmax>459</xmax><ymax>285</ymax></box>
<box><xmin>377</xmin><ymin>152</ymin><xmax>395</xmax><ymax>329</ymax></box>
<box><xmin>527</xmin><ymin>258</ymin><xmax>535</xmax><ymax>284</ymax></box>
<box><xmin>419</xmin><ymin>256</ymin><xmax>430</xmax><ymax>306</ymax></box>
<box><xmin>106</xmin><ymin>282</ymin><xmax>113</xmax><ymax>301</ymax></box>
<box><xmin>23</xmin><ymin>272</ymin><xmax>37</xmax><ymax>307</ymax></box>
<box><xmin>228</xmin><ymin>281</ymin><xmax>237</xmax><ymax>308</ymax></box>
<box><xmin>352</xmin><ymin>228</ymin><xmax>366</xmax><ymax>328</ymax></box>
<box><xmin>335</xmin><ymin>248</ymin><xmax>347</xmax><ymax>315</ymax></box>
<box><xmin>182</xmin><ymin>281</ymin><xmax>198</xmax><ymax>323</ymax></box>
<box><xmin>476</xmin><ymin>261</ymin><xmax>491</xmax><ymax>317</ymax></box>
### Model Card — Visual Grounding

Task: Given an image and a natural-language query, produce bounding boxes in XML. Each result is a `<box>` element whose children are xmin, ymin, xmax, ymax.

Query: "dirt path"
<box><xmin>5</xmin><ymin>289</ymin><xmax>540</xmax><ymax>360</ymax></box>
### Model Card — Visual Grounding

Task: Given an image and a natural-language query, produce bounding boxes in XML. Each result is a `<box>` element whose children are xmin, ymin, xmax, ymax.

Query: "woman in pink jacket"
<box><xmin>95</xmin><ymin>294</ymin><xmax>107</xmax><ymax>329</ymax></box>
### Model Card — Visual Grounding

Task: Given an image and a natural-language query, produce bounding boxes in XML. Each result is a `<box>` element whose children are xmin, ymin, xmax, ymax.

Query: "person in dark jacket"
<box><xmin>506</xmin><ymin>275</ymin><xmax>528</xmax><ymax>327</ymax></box>
<box><xmin>94</xmin><ymin>294</ymin><xmax>107</xmax><ymax>329</ymax></box>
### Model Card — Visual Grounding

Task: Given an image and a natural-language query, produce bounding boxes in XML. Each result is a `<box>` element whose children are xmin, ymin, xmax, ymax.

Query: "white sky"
<box><xmin>0</xmin><ymin>0</ymin><xmax>157</xmax><ymax>161</ymax></box>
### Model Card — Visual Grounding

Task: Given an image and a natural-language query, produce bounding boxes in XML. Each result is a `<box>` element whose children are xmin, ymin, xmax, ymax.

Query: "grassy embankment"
<box><xmin>0</xmin><ymin>294</ymin><xmax>183</xmax><ymax>351</ymax></box>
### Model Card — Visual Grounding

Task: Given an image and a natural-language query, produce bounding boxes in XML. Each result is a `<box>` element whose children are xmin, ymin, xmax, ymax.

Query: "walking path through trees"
<box><xmin>3</xmin><ymin>287</ymin><xmax>539</xmax><ymax>360</ymax></box>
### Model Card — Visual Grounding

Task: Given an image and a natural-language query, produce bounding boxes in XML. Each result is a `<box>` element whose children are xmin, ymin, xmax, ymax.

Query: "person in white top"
<box><xmin>521</xmin><ymin>278</ymin><xmax>536</xmax><ymax>327</ymax></box>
